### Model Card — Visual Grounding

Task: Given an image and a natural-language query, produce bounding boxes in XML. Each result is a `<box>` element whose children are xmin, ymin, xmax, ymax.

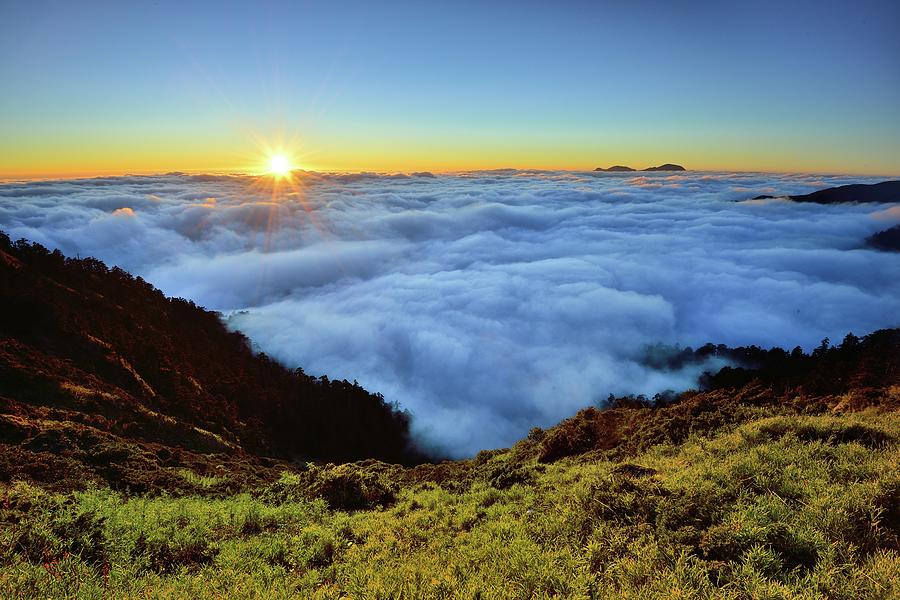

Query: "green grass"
<box><xmin>1</xmin><ymin>410</ymin><xmax>897</xmax><ymax>599</ymax></box>
<box><xmin>175</xmin><ymin>468</ymin><xmax>228</xmax><ymax>489</ymax></box>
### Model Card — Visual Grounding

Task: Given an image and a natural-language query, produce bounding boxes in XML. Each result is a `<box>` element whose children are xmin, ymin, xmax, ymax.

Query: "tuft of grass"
<box><xmin>175</xmin><ymin>468</ymin><xmax>227</xmax><ymax>489</ymax></box>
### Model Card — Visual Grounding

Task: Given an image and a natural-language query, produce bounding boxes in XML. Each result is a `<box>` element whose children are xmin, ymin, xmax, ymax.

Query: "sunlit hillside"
<box><xmin>1</xmin><ymin>235</ymin><xmax>897</xmax><ymax>598</ymax></box>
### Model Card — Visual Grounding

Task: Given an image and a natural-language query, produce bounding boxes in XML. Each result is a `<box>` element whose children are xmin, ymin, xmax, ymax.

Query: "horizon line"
<box><xmin>3</xmin><ymin>166</ymin><xmax>900</xmax><ymax>185</ymax></box>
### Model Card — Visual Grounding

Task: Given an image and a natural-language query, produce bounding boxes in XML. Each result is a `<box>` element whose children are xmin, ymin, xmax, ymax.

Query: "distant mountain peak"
<box><xmin>594</xmin><ymin>165</ymin><xmax>636</xmax><ymax>172</ymax></box>
<box><xmin>643</xmin><ymin>163</ymin><xmax>686</xmax><ymax>171</ymax></box>
<box><xmin>746</xmin><ymin>180</ymin><xmax>900</xmax><ymax>204</ymax></box>
<box><xmin>594</xmin><ymin>163</ymin><xmax>686</xmax><ymax>172</ymax></box>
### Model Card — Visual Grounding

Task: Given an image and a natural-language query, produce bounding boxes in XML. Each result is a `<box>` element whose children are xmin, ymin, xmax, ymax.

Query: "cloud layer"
<box><xmin>2</xmin><ymin>170</ymin><xmax>898</xmax><ymax>456</ymax></box>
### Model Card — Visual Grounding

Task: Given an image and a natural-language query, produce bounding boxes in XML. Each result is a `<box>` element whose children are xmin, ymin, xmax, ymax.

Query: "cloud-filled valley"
<box><xmin>1</xmin><ymin>170</ymin><xmax>898</xmax><ymax>456</ymax></box>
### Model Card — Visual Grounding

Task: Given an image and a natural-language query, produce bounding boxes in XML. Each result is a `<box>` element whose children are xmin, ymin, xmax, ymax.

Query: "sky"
<box><xmin>1</xmin><ymin>0</ymin><xmax>900</xmax><ymax>178</ymax></box>
<box><xmin>2</xmin><ymin>170</ymin><xmax>898</xmax><ymax>455</ymax></box>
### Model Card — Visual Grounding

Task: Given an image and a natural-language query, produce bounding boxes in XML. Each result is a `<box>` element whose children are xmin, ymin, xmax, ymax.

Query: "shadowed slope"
<box><xmin>789</xmin><ymin>180</ymin><xmax>900</xmax><ymax>204</ymax></box>
<box><xmin>753</xmin><ymin>180</ymin><xmax>900</xmax><ymax>204</ymax></box>
<box><xmin>0</xmin><ymin>233</ymin><xmax>421</xmax><ymax>492</ymax></box>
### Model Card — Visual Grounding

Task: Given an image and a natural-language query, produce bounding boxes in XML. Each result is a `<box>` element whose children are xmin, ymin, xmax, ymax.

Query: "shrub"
<box><xmin>260</xmin><ymin>466</ymin><xmax>397</xmax><ymax>511</ymax></box>
<box><xmin>842</xmin><ymin>476</ymin><xmax>900</xmax><ymax>553</ymax></box>
<box><xmin>2</xmin><ymin>487</ymin><xmax>107</xmax><ymax>571</ymax></box>
<box><xmin>487</xmin><ymin>462</ymin><xmax>535</xmax><ymax>490</ymax></box>
<box><xmin>537</xmin><ymin>407</ymin><xmax>629</xmax><ymax>462</ymax></box>
<box><xmin>757</xmin><ymin>418</ymin><xmax>893</xmax><ymax>449</ymax></box>
<box><xmin>313</xmin><ymin>468</ymin><xmax>395</xmax><ymax>511</ymax></box>
<box><xmin>133</xmin><ymin>534</ymin><xmax>218</xmax><ymax>574</ymax></box>
<box><xmin>572</xmin><ymin>473</ymin><xmax>666</xmax><ymax>544</ymax></box>
<box><xmin>700</xmin><ymin>510</ymin><xmax>820</xmax><ymax>574</ymax></box>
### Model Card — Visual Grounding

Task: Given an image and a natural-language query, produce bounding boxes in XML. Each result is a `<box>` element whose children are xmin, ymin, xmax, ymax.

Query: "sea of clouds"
<box><xmin>2</xmin><ymin>170</ymin><xmax>898</xmax><ymax>456</ymax></box>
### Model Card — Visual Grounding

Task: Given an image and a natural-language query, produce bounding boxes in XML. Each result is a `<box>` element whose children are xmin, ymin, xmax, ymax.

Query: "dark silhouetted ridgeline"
<box><xmin>752</xmin><ymin>180</ymin><xmax>900</xmax><ymax>204</ymax></box>
<box><xmin>868</xmin><ymin>224</ymin><xmax>900</xmax><ymax>252</ymax></box>
<box><xmin>594</xmin><ymin>163</ymin><xmax>686</xmax><ymax>172</ymax></box>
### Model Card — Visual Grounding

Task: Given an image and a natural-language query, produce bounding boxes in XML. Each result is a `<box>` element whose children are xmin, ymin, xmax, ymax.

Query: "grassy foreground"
<box><xmin>1</xmin><ymin>408</ymin><xmax>897</xmax><ymax>599</ymax></box>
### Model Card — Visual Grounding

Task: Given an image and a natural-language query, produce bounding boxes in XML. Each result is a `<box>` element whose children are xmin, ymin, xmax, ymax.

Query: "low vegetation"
<box><xmin>1</xmin><ymin>232</ymin><xmax>898</xmax><ymax>597</ymax></box>
<box><xmin>1</xmin><ymin>407</ymin><xmax>897</xmax><ymax>598</ymax></box>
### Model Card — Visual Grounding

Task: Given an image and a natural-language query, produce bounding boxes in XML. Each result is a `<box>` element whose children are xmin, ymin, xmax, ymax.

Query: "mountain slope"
<box><xmin>1</xmin><ymin>331</ymin><xmax>897</xmax><ymax>597</ymax></box>
<box><xmin>752</xmin><ymin>180</ymin><xmax>900</xmax><ymax>204</ymax></box>
<box><xmin>1</xmin><ymin>232</ymin><xmax>899</xmax><ymax>597</ymax></box>
<box><xmin>0</xmin><ymin>233</ymin><xmax>421</xmax><ymax>492</ymax></box>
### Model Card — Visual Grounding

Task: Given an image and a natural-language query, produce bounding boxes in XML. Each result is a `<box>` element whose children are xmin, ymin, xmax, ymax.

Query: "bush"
<box><xmin>572</xmin><ymin>473</ymin><xmax>666</xmax><ymax>543</ymax></box>
<box><xmin>538</xmin><ymin>408</ymin><xmax>628</xmax><ymax>462</ymax></box>
<box><xmin>2</xmin><ymin>486</ymin><xmax>107</xmax><ymax>571</ymax></box>
<box><xmin>133</xmin><ymin>534</ymin><xmax>218</xmax><ymax>574</ymax></box>
<box><xmin>487</xmin><ymin>462</ymin><xmax>535</xmax><ymax>490</ymax></box>
<box><xmin>260</xmin><ymin>466</ymin><xmax>397</xmax><ymax>511</ymax></box>
<box><xmin>695</xmin><ymin>491</ymin><xmax>824</xmax><ymax>577</ymax></box>
<box><xmin>313</xmin><ymin>467</ymin><xmax>396</xmax><ymax>511</ymax></box>
<box><xmin>757</xmin><ymin>419</ymin><xmax>893</xmax><ymax>448</ymax></box>
<box><xmin>842</xmin><ymin>476</ymin><xmax>900</xmax><ymax>553</ymax></box>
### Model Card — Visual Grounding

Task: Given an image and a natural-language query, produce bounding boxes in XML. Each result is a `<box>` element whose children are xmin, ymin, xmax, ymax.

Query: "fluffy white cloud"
<box><xmin>2</xmin><ymin>170</ymin><xmax>898</xmax><ymax>456</ymax></box>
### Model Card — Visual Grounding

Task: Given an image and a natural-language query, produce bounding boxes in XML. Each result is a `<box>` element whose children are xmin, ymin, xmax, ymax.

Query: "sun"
<box><xmin>268</xmin><ymin>154</ymin><xmax>292</xmax><ymax>177</ymax></box>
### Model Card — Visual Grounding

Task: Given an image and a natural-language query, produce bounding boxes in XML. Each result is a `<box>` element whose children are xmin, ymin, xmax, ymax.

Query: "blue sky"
<box><xmin>2</xmin><ymin>0</ymin><xmax>899</xmax><ymax>175</ymax></box>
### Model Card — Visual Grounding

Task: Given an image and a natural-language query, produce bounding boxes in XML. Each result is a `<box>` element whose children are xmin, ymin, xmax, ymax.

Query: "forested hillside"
<box><xmin>0</xmin><ymin>233</ymin><xmax>419</xmax><ymax>494</ymax></box>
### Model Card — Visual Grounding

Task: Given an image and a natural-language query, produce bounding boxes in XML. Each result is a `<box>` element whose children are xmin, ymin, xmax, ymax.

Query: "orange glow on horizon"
<box><xmin>2</xmin><ymin>140</ymin><xmax>899</xmax><ymax>181</ymax></box>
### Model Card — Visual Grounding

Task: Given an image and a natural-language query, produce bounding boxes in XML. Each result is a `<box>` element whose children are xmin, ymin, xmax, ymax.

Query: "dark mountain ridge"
<box><xmin>595</xmin><ymin>165</ymin><xmax>636</xmax><ymax>172</ymax></box>
<box><xmin>0</xmin><ymin>233</ymin><xmax>421</xmax><ymax>492</ymax></box>
<box><xmin>752</xmin><ymin>180</ymin><xmax>900</xmax><ymax>204</ymax></box>
<box><xmin>643</xmin><ymin>163</ymin><xmax>686</xmax><ymax>171</ymax></box>
<box><xmin>594</xmin><ymin>163</ymin><xmax>685</xmax><ymax>172</ymax></box>
<box><xmin>866</xmin><ymin>224</ymin><xmax>900</xmax><ymax>252</ymax></box>
<box><xmin>748</xmin><ymin>181</ymin><xmax>900</xmax><ymax>251</ymax></box>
